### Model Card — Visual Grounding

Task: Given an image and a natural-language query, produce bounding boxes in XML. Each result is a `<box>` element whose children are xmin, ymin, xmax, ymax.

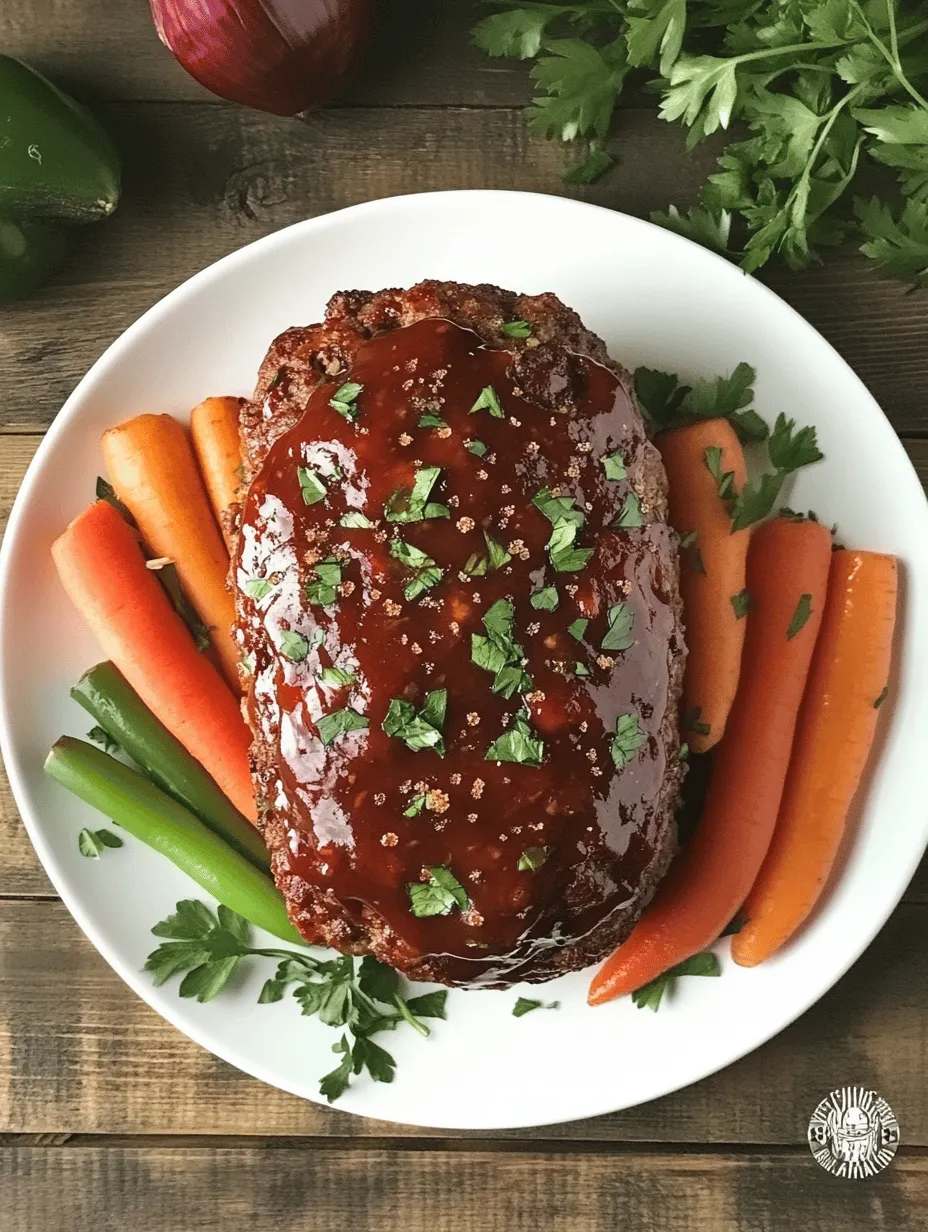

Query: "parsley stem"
<box><xmin>851</xmin><ymin>3</ymin><xmax>928</xmax><ymax>114</ymax></box>
<box><xmin>392</xmin><ymin>993</ymin><xmax>431</xmax><ymax>1038</ymax></box>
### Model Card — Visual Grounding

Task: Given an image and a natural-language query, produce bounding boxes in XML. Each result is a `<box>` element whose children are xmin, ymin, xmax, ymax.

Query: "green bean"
<box><xmin>46</xmin><ymin>737</ymin><xmax>303</xmax><ymax>946</ymax></box>
<box><xmin>71</xmin><ymin>661</ymin><xmax>269</xmax><ymax>873</ymax></box>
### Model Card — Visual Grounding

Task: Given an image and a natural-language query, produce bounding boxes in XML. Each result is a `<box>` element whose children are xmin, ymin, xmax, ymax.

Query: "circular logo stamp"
<box><xmin>808</xmin><ymin>1087</ymin><xmax>900</xmax><ymax>1179</ymax></box>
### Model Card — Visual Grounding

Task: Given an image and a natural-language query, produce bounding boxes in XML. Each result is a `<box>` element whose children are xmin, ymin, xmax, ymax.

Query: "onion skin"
<box><xmin>150</xmin><ymin>0</ymin><xmax>374</xmax><ymax>116</ymax></box>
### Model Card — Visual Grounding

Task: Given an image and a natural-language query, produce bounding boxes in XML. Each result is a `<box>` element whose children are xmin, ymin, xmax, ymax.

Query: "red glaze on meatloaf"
<box><xmin>233</xmin><ymin>281</ymin><xmax>685</xmax><ymax>986</ymax></box>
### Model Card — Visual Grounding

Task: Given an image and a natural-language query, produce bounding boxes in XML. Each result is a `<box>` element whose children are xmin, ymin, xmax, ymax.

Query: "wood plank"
<box><xmin>1</xmin><ymin>103</ymin><xmax>927</xmax><ymax>437</ymax></box>
<box><xmin>1</xmin><ymin>898</ymin><xmax>926</xmax><ymax>1141</ymax></box>
<box><xmin>0</xmin><ymin>1142</ymin><xmax>924</xmax><ymax>1231</ymax></box>
<box><xmin>0</xmin><ymin>0</ymin><xmax>532</xmax><ymax>107</ymax></box>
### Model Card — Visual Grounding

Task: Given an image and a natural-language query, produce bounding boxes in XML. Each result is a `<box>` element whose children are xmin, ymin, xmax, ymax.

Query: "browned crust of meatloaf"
<box><xmin>236</xmin><ymin>280</ymin><xmax>684</xmax><ymax>986</ymax></box>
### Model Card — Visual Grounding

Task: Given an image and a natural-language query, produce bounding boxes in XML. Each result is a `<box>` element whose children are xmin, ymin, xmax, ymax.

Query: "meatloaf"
<box><xmin>232</xmin><ymin>280</ymin><xmax>685</xmax><ymax>987</ymax></box>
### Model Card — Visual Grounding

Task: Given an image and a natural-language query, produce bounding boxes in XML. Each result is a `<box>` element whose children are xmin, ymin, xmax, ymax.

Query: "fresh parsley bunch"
<box><xmin>145</xmin><ymin>900</ymin><xmax>447</xmax><ymax>1102</ymax></box>
<box><xmin>473</xmin><ymin>0</ymin><xmax>928</xmax><ymax>284</ymax></box>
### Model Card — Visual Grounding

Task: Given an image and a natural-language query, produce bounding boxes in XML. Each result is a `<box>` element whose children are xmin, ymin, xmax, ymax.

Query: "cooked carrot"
<box><xmin>190</xmin><ymin>396</ymin><xmax>244</xmax><ymax>551</ymax></box>
<box><xmin>732</xmin><ymin>550</ymin><xmax>897</xmax><ymax>967</ymax></box>
<box><xmin>589</xmin><ymin>516</ymin><xmax>833</xmax><ymax>1006</ymax></box>
<box><xmin>102</xmin><ymin>413</ymin><xmax>239</xmax><ymax>689</ymax></box>
<box><xmin>52</xmin><ymin>500</ymin><xmax>256</xmax><ymax>822</ymax></box>
<box><xmin>657</xmin><ymin>419</ymin><xmax>750</xmax><ymax>752</ymax></box>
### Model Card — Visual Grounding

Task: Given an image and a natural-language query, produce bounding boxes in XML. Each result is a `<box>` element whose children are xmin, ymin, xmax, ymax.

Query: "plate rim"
<box><xmin>1</xmin><ymin>188</ymin><xmax>927</xmax><ymax>1130</ymax></box>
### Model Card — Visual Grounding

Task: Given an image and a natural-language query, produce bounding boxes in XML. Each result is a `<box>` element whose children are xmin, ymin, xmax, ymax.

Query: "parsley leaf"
<box><xmin>567</xmin><ymin>617</ymin><xmax>588</xmax><ymax>640</ymax></box>
<box><xmin>306</xmin><ymin>557</ymin><xmax>343</xmax><ymax>607</ymax></box>
<box><xmin>471</xmin><ymin>598</ymin><xmax>533</xmax><ymax>698</ymax></box>
<box><xmin>385</xmin><ymin>466</ymin><xmax>450</xmax><ymax>523</ymax></box>
<box><xmin>787</xmin><ymin>593</ymin><xmax>813</xmax><ymax>639</ymax></box>
<box><xmin>730</xmin><ymin>415</ymin><xmax>823</xmax><ymax>531</ymax></box>
<box><xmin>464</xmin><ymin>531</ymin><xmax>513</xmax><ymax>577</ymax></box>
<box><xmin>390</xmin><ymin>538</ymin><xmax>443</xmax><ymax>601</ymax></box>
<box><xmin>531</xmin><ymin>586</ymin><xmax>559</xmax><ymax>611</ymax></box>
<box><xmin>298</xmin><ymin>466</ymin><xmax>327</xmax><ymax>506</ymax></box>
<box><xmin>472</xmin><ymin>7</ymin><xmax>561</xmax><ymax>60</ymax></box>
<box><xmin>408</xmin><ymin>866</ymin><xmax>470</xmax><ymax>917</ymax></box>
<box><xmin>87</xmin><ymin>725</ymin><xmax>120</xmax><ymax>755</ymax></box>
<box><xmin>466</xmin><ymin>439</ymin><xmax>488</xmax><ymax>457</ymax></box>
<box><xmin>340</xmin><ymin>511</ymin><xmax>375</xmax><ymax>528</ymax></box>
<box><xmin>518</xmin><ymin>845</ymin><xmax>551</xmax><ymax>871</ymax></box>
<box><xmin>731</xmin><ymin>589</ymin><xmax>752</xmax><ymax>619</ymax></box>
<box><xmin>632</xmin><ymin>951</ymin><xmax>721</xmax><ymax>1011</ymax></box>
<box><xmin>317</xmin><ymin>707</ymin><xmax>369</xmax><ymax>747</ymax></box>
<box><xmin>383</xmin><ymin>689</ymin><xmax>447</xmax><ymax>756</ymax></box>
<box><xmin>78</xmin><ymin>827</ymin><xmax>123</xmax><ymax>858</ymax></box>
<box><xmin>513</xmin><ymin>996</ymin><xmax>560</xmax><ymax>1017</ymax></box>
<box><xmin>329</xmin><ymin>381</ymin><xmax>363</xmax><ymax>421</ymax></box>
<box><xmin>612</xmin><ymin>711</ymin><xmax>647</xmax><ymax>767</ymax></box>
<box><xmin>245</xmin><ymin>578</ymin><xmax>273</xmax><ymax>601</ymax></box>
<box><xmin>318</xmin><ymin>666</ymin><xmax>357</xmax><ymax>687</ymax></box>
<box><xmin>602</xmin><ymin>450</ymin><xmax>626</xmax><ymax>481</ymax></box>
<box><xmin>486</xmin><ymin>711</ymin><xmax>545</xmax><ymax>767</ymax></box>
<box><xmin>705</xmin><ymin>445</ymin><xmax>737</xmax><ymax>501</ymax></box>
<box><xmin>613</xmin><ymin>492</ymin><xmax>643</xmax><ymax>529</ymax></box>
<box><xmin>856</xmin><ymin>198</ymin><xmax>928</xmax><ymax>287</ymax></box>
<box><xmin>470</xmin><ymin>385</ymin><xmax>505</xmax><ymax>418</ymax></box>
<box><xmin>501</xmin><ymin>320</ymin><xmax>533</xmax><ymax>337</ymax></box>
<box><xmin>418</xmin><ymin>411</ymin><xmax>447</xmax><ymax>429</ymax></box>
<box><xmin>278</xmin><ymin>630</ymin><xmax>310</xmax><ymax>662</ymax></box>
<box><xmin>602</xmin><ymin>602</ymin><xmax>635</xmax><ymax>652</ymax></box>
<box><xmin>533</xmin><ymin>487</ymin><xmax>593</xmax><ymax>572</ymax></box>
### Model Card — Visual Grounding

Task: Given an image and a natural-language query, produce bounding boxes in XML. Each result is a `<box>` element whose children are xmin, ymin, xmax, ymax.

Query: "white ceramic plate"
<box><xmin>2</xmin><ymin>190</ymin><xmax>927</xmax><ymax>1131</ymax></box>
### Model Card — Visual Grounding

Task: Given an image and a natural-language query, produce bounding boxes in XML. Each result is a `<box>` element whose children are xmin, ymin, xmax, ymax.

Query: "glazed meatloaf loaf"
<box><xmin>232</xmin><ymin>280</ymin><xmax>686</xmax><ymax>987</ymax></box>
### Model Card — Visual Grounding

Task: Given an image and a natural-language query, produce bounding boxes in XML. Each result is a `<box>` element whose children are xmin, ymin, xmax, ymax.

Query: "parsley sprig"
<box><xmin>473</xmin><ymin>1</ymin><xmax>928</xmax><ymax>285</ymax></box>
<box><xmin>631</xmin><ymin>951</ymin><xmax>721</xmax><ymax>1011</ymax></box>
<box><xmin>145</xmin><ymin>900</ymin><xmax>447</xmax><ymax>1102</ymax></box>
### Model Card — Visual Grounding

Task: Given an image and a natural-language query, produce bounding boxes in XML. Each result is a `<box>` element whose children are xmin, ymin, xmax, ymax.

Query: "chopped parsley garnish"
<box><xmin>730</xmin><ymin>589</ymin><xmax>752</xmax><ymax>619</ymax></box>
<box><xmin>692</xmin><ymin>548</ymin><xmax>707</xmax><ymax>575</ymax></box>
<box><xmin>317</xmin><ymin>707</ymin><xmax>369</xmax><ymax>747</ymax></box>
<box><xmin>465</xmin><ymin>439</ymin><xmax>488</xmax><ymax>457</ymax></box>
<box><xmin>408</xmin><ymin>866</ymin><xmax>470</xmax><ymax>917</ymax></box>
<box><xmin>787</xmin><ymin>593</ymin><xmax>813</xmax><ymax>640</ymax></box>
<box><xmin>418</xmin><ymin>411</ymin><xmax>447</xmax><ymax>429</ymax></box>
<box><xmin>389</xmin><ymin>538</ymin><xmax>443</xmax><ymax>601</ymax></box>
<box><xmin>297</xmin><ymin>466</ymin><xmax>327</xmax><ymax>506</ymax></box>
<box><xmin>705</xmin><ymin>445</ymin><xmax>736</xmax><ymax>501</ymax></box>
<box><xmin>245</xmin><ymin>578</ymin><xmax>272</xmax><ymax>600</ymax></box>
<box><xmin>383</xmin><ymin>689</ymin><xmax>447</xmax><ymax>757</ymax></box>
<box><xmin>79</xmin><ymin>827</ymin><xmax>123</xmax><ymax>858</ymax></box>
<box><xmin>305</xmin><ymin>558</ymin><xmax>343</xmax><ymax>606</ymax></box>
<box><xmin>87</xmin><ymin>725</ymin><xmax>120</xmax><ymax>755</ymax></box>
<box><xmin>533</xmin><ymin>487</ymin><xmax>592</xmax><ymax>573</ymax></box>
<box><xmin>678</xmin><ymin>743</ymin><xmax>689</xmax><ymax>762</ymax></box>
<box><xmin>518</xmin><ymin>845</ymin><xmax>551</xmax><ymax>872</ymax></box>
<box><xmin>612</xmin><ymin>712</ymin><xmax>646</xmax><ymax>768</ymax></box>
<box><xmin>730</xmin><ymin>416</ymin><xmax>823</xmax><ymax>532</ymax></box>
<box><xmin>470</xmin><ymin>385</ymin><xmax>505</xmax><ymax>418</ymax></box>
<box><xmin>404</xmin><ymin>793</ymin><xmax>427</xmax><ymax>817</ymax></box>
<box><xmin>513</xmin><ymin>997</ymin><xmax>559</xmax><ymax>1017</ymax></box>
<box><xmin>501</xmin><ymin>320</ymin><xmax>532</xmax><ymax>338</ymax></box>
<box><xmin>685</xmin><ymin>707</ymin><xmax>711</xmax><ymax>736</ymax></box>
<box><xmin>874</xmin><ymin>685</ymin><xmax>889</xmax><ymax>709</ymax></box>
<box><xmin>530</xmin><ymin>586</ymin><xmax>559</xmax><ymax>611</ymax></box>
<box><xmin>278</xmin><ymin>630</ymin><xmax>310</xmax><ymax>662</ymax></box>
<box><xmin>632</xmin><ymin>952</ymin><xmax>721</xmax><ymax>1012</ymax></box>
<box><xmin>486</xmin><ymin>711</ymin><xmax>544</xmax><ymax>767</ymax></box>
<box><xmin>464</xmin><ymin>531</ymin><xmax>512</xmax><ymax>577</ymax></box>
<box><xmin>574</xmin><ymin>662</ymin><xmax>590</xmax><ymax>677</ymax></box>
<box><xmin>612</xmin><ymin>492</ymin><xmax>643</xmax><ymax>529</ymax></box>
<box><xmin>317</xmin><ymin>666</ymin><xmax>357</xmax><ymax>687</ymax></box>
<box><xmin>567</xmin><ymin>618</ymin><xmax>588</xmax><ymax>641</ymax></box>
<box><xmin>340</xmin><ymin>511</ymin><xmax>375</xmax><ymax>528</ymax></box>
<box><xmin>385</xmin><ymin>465</ymin><xmax>450</xmax><ymax>523</ymax></box>
<box><xmin>602</xmin><ymin>451</ymin><xmax>626</xmax><ymax>481</ymax></box>
<box><xmin>679</xmin><ymin>531</ymin><xmax>698</xmax><ymax>549</ymax></box>
<box><xmin>329</xmin><ymin>381</ymin><xmax>363</xmax><ymax>421</ymax></box>
<box><xmin>471</xmin><ymin>598</ymin><xmax>532</xmax><ymax>698</ymax></box>
<box><xmin>602</xmin><ymin>602</ymin><xmax>634</xmax><ymax>652</ymax></box>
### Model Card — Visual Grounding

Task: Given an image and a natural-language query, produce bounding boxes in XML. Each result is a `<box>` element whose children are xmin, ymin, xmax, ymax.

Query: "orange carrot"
<box><xmin>732</xmin><ymin>550</ymin><xmax>898</xmax><ymax>967</ymax></box>
<box><xmin>52</xmin><ymin>500</ymin><xmax>256</xmax><ymax>822</ymax></box>
<box><xmin>101</xmin><ymin>413</ymin><xmax>240</xmax><ymax>690</ymax></box>
<box><xmin>190</xmin><ymin>396</ymin><xmax>244</xmax><ymax>551</ymax></box>
<box><xmin>589</xmin><ymin>516</ymin><xmax>833</xmax><ymax>1006</ymax></box>
<box><xmin>657</xmin><ymin>419</ymin><xmax>750</xmax><ymax>752</ymax></box>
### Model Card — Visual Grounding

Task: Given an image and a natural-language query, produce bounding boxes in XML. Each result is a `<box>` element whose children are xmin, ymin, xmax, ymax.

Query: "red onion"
<box><xmin>150</xmin><ymin>0</ymin><xmax>374</xmax><ymax>116</ymax></box>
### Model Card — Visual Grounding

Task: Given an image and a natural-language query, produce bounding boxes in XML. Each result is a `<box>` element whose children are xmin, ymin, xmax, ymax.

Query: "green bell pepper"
<box><xmin>0</xmin><ymin>56</ymin><xmax>121</xmax><ymax>303</ymax></box>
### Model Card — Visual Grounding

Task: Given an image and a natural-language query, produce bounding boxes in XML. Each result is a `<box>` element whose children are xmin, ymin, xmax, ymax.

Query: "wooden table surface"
<box><xmin>2</xmin><ymin>4</ymin><xmax>927</xmax><ymax>1228</ymax></box>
